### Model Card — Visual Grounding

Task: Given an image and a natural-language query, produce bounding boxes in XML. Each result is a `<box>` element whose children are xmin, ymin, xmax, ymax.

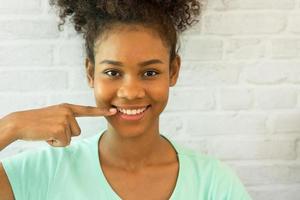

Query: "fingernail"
<box><xmin>109</xmin><ymin>108</ymin><xmax>117</xmax><ymax>113</ymax></box>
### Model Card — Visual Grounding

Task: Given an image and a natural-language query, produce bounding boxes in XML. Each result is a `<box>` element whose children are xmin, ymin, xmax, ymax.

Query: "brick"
<box><xmin>0</xmin><ymin>20</ymin><xmax>59</xmax><ymax>40</ymax></box>
<box><xmin>289</xmin><ymin>14</ymin><xmax>300</xmax><ymax>33</ymax></box>
<box><xmin>219</xmin><ymin>88</ymin><xmax>253</xmax><ymax>110</ymax></box>
<box><xmin>68</xmin><ymin>68</ymin><xmax>91</xmax><ymax>91</ymax></box>
<box><xmin>225</xmin><ymin>38</ymin><xmax>265</xmax><ymax>60</ymax></box>
<box><xmin>272</xmin><ymin>39</ymin><xmax>300</xmax><ymax>58</ymax></box>
<box><xmin>47</xmin><ymin>92</ymin><xmax>95</xmax><ymax>106</ymax></box>
<box><xmin>187</xmin><ymin>113</ymin><xmax>267</xmax><ymax>135</ymax></box>
<box><xmin>0</xmin><ymin>0</ymin><xmax>42</xmax><ymax>14</ymax></box>
<box><xmin>204</xmin><ymin>13</ymin><xmax>286</xmax><ymax>35</ymax></box>
<box><xmin>181</xmin><ymin>21</ymin><xmax>202</xmax><ymax>36</ymax></box>
<box><xmin>234</xmin><ymin>163</ymin><xmax>300</xmax><ymax>185</ymax></box>
<box><xmin>297</xmin><ymin>139</ymin><xmax>300</xmax><ymax>160</ymax></box>
<box><xmin>242</xmin><ymin>61</ymin><xmax>300</xmax><ymax>84</ymax></box>
<box><xmin>271</xmin><ymin>112</ymin><xmax>300</xmax><ymax>133</ymax></box>
<box><xmin>56</xmin><ymin>42</ymin><xmax>85</xmax><ymax>66</ymax></box>
<box><xmin>0</xmin><ymin>44</ymin><xmax>53</xmax><ymax>67</ymax></box>
<box><xmin>174</xmin><ymin>139</ymin><xmax>208</xmax><ymax>154</ymax></box>
<box><xmin>160</xmin><ymin>114</ymin><xmax>185</xmax><ymax>139</ymax></box>
<box><xmin>210</xmin><ymin>139</ymin><xmax>296</xmax><ymax>160</ymax></box>
<box><xmin>181</xmin><ymin>37</ymin><xmax>223</xmax><ymax>61</ymax></box>
<box><xmin>0</xmin><ymin>70</ymin><xmax>68</xmax><ymax>92</ymax></box>
<box><xmin>206</xmin><ymin>0</ymin><xmax>296</xmax><ymax>10</ymax></box>
<box><xmin>255</xmin><ymin>88</ymin><xmax>297</xmax><ymax>109</ymax></box>
<box><xmin>248</xmin><ymin>185</ymin><xmax>300</xmax><ymax>200</ymax></box>
<box><xmin>223</xmin><ymin>0</ymin><xmax>296</xmax><ymax>9</ymax></box>
<box><xmin>206</xmin><ymin>0</ymin><xmax>226</xmax><ymax>10</ymax></box>
<box><xmin>0</xmin><ymin>94</ymin><xmax>47</xmax><ymax>117</ymax></box>
<box><xmin>288</xmin><ymin>62</ymin><xmax>300</xmax><ymax>83</ymax></box>
<box><xmin>177</xmin><ymin>61</ymin><xmax>240</xmax><ymax>86</ymax></box>
<box><xmin>165</xmin><ymin>87</ymin><xmax>215</xmax><ymax>111</ymax></box>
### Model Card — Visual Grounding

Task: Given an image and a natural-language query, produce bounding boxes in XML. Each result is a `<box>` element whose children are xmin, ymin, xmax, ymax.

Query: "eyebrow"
<box><xmin>99</xmin><ymin>59</ymin><xmax>164</xmax><ymax>67</ymax></box>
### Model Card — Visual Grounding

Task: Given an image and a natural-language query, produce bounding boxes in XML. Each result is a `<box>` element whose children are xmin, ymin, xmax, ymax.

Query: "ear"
<box><xmin>85</xmin><ymin>58</ymin><xmax>95</xmax><ymax>88</ymax></box>
<box><xmin>169</xmin><ymin>54</ymin><xmax>181</xmax><ymax>87</ymax></box>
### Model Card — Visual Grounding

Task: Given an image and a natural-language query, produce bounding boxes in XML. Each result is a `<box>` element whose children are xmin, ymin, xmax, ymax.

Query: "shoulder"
<box><xmin>171</xmin><ymin>139</ymin><xmax>221</xmax><ymax>170</ymax></box>
<box><xmin>170</xmin><ymin>140</ymin><xmax>252</xmax><ymax>199</ymax></box>
<box><xmin>174</xmin><ymin>141</ymin><xmax>238</xmax><ymax>179</ymax></box>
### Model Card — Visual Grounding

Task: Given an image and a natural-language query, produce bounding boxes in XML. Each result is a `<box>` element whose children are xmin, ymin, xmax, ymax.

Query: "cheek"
<box><xmin>93</xmin><ymin>80</ymin><xmax>115</xmax><ymax>106</ymax></box>
<box><xmin>149</xmin><ymin>80</ymin><xmax>170</xmax><ymax>108</ymax></box>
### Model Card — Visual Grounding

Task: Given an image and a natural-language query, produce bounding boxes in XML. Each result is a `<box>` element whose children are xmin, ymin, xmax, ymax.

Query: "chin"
<box><xmin>106</xmin><ymin>121</ymin><xmax>147</xmax><ymax>139</ymax></box>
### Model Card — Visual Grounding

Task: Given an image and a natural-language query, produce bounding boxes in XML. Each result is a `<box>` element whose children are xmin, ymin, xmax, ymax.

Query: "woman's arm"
<box><xmin>0</xmin><ymin>163</ymin><xmax>14</xmax><ymax>200</ymax></box>
<box><xmin>0</xmin><ymin>114</ymin><xmax>18</xmax><ymax>151</ymax></box>
<box><xmin>0</xmin><ymin>115</ymin><xmax>17</xmax><ymax>199</ymax></box>
<box><xmin>0</xmin><ymin>103</ymin><xmax>117</xmax><ymax>151</ymax></box>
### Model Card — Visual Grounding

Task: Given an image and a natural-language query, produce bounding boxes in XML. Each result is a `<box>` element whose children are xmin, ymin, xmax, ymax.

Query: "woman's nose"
<box><xmin>117</xmin><ymin>79</ymin><xmax>145</xmax><ymax>100</ymax></box>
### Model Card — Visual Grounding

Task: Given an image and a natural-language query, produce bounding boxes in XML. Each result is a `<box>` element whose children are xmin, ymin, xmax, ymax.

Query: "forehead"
<box><xmin>94</xmin><ymin>25</ymin><xmax>169</xmax><ymax>62</ymax></box>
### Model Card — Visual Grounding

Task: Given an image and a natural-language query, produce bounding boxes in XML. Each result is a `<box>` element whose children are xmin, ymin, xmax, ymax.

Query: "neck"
<box><xmin>99</xmin><ymin>123</ymin><xmax>165</xmax><ymax>171</ymax></box>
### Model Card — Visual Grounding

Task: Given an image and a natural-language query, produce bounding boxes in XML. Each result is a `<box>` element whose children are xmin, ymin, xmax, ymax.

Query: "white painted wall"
<box><xmin>0</xmin><ymin>0</ymin><xmax>300</xmax><ymax>199</ymax></box>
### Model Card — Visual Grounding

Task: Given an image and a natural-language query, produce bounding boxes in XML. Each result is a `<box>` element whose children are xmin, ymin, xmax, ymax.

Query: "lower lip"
<box><xmin>117</xmin><ymin>106</ymin><xmax>150</xmax><ymax>121</ymax></box>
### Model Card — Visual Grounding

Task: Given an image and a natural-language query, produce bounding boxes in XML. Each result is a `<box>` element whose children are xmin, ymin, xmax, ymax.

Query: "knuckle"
<box><xmin>57</xmin><ymin>103</ymin><xmax>72</xmax><ymax>114</ymax></box>
<box><xmin>57</xmin><ymin>103</ymin><xmax>72</xmax><ymax>112</ymax></box>
<box><xmin>63</xmin><ymin>110</ymin><xmax>73</xmax><ymax>118</ymax></box>
<box><xmin>57</xmin><ymin>106</ymin><xmax>73</xmax><ymax>118</ymax></box>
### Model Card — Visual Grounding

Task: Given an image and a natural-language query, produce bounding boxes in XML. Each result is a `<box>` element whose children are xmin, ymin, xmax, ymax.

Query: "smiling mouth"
<box><xmin>112</xmin><ymin>105</ymin><xmax>151</xmax><ymax>116</ymax></box>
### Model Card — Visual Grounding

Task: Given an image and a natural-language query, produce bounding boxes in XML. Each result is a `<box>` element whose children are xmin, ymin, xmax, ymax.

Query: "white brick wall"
<box><xmin>0</xmin><ymin>0</ymin><xmax>299</xmax><ymax>199</ymax></box>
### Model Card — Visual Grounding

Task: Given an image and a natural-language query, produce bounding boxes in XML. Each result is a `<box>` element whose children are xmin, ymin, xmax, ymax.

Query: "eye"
<box><xmin>144</xmin><ymin>70</ymin><xmax>159</xmax><ymax>77</ymax></box>
<box><xmin>104</xmin><ymin>70</ymin><xmax>121</xmax><ymax>77</ymax></box>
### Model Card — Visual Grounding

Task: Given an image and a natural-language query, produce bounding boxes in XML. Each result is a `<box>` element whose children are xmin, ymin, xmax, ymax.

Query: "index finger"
<box><xmin>65</xmin><ymin>104</ymin><xmax>117</xmax><ymax>117</ymax></box>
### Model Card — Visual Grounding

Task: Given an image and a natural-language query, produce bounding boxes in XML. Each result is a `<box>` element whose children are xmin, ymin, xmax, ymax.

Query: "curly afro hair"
<box><xmin>49</xmin><ymin>0</ymin><xmax>203</xmax><ymax>69</ymax></box>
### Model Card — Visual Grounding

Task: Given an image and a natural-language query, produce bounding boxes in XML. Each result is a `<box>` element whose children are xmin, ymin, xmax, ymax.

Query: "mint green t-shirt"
<box><xmin>2</xmin><ymin>130</ymin><xmax>252</xmax><ymax>200</ymax></box>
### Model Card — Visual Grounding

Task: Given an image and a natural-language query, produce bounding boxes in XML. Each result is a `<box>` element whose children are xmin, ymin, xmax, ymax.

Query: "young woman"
<box><xmin>0</xmin><ymin>0</ymin><xmax>252</xmax><ymax>199</ymax></box>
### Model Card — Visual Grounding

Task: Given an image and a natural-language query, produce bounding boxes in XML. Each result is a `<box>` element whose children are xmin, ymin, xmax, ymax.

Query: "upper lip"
<box><xmin>112</xmin><ymin>105</ymin><xmax>150</xmax><ymax>110</ymax></box>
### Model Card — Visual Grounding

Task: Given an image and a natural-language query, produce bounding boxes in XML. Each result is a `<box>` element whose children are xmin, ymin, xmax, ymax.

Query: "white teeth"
<box><xmin>118</xmin><ymin>107</ymin><xmax>147</xmax><ymax>115</ymax></box>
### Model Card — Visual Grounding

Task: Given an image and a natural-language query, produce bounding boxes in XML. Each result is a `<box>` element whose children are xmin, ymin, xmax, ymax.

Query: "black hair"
<box><xmin>49</xmin><ymin>0</ymin><xmax>203</xmax><ymax>71</ymax></box>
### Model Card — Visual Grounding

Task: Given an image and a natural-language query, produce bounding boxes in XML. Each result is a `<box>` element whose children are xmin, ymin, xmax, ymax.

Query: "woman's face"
<box><xmin>86</xmin><ymin>25</ymin><xmax>180</xmax><ymax>137</ymax></box>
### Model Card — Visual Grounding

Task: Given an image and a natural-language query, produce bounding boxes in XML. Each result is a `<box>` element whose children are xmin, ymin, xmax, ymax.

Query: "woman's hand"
<box><xmin>1</xmin><ymin>103</ymin><xmax>117</xmax><ymax>148</ymax></box>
